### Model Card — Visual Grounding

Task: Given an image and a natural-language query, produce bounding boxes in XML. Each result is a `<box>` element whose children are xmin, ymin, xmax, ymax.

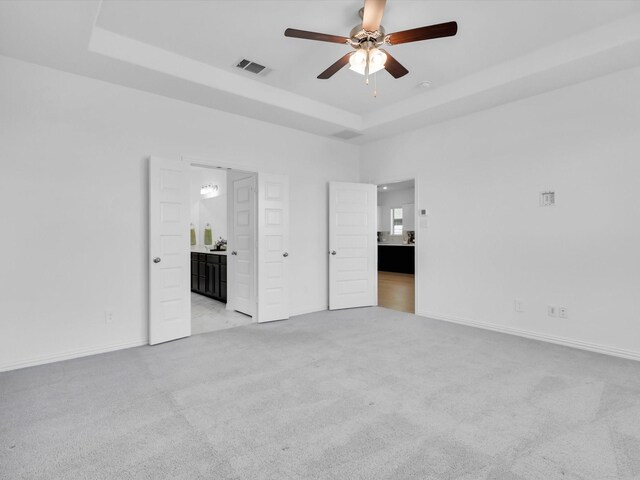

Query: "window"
<box><xmin>391</xmin><ymin>207</ymin><xmax>403</xmax><ymax>235</ymax></box>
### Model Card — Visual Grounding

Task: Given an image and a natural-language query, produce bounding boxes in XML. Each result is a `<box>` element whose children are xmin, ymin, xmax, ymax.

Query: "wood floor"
<box><xmin>378</xmin><ymin>271</ymin><xmax>415</xmax><ymax>313</ymax></box>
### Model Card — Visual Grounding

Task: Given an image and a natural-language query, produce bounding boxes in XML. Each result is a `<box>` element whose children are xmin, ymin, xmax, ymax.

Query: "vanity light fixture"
<box><xmin>200</xmin><ymin>184</ymin><xmax>219</xmax><ymax>198</ymax></box>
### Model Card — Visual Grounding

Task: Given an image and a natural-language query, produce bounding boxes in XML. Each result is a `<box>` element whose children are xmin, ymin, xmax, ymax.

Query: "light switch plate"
<box><xmin>540</xmin><ymin>191</ymin><xmax>556</xmax><ymax>206</ymax></box>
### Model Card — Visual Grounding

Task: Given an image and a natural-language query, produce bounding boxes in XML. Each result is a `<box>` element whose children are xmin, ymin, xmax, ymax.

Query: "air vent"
<box><xmin>235</xmin><ymin>58</ymin><xmax>270</xmax><ymax>76</ymax></box>
<box><xmin>331</xmin><ymin>130</ymin><xmax>363</xmax><ymax>140</ymax></box>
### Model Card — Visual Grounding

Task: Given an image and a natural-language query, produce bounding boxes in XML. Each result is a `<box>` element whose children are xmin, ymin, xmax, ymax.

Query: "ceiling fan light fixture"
<box><xmin>348</xmin><ymin>49</ymin><xmax>367</xmax><ymax>74</ymax></box>
<box><xmin>369</xmin><ymin>48</ymin><xmax>387</xmax><ymax>71</ymax></box>
<box><xmin>348</xmin><ymin>47</ymin><xmax>386</xmax><ymax>75</ymax></box>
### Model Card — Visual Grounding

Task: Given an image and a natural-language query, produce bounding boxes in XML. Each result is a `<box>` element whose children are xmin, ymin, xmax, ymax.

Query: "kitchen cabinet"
<box><xmin>191</xmin><ymin>252</ymin><xmax>227</xmax><ymax>302</ymax></box>
<box><xmin>378</xmin><ymin>245</ymin><xmax>415</xmax><ymax>274</ymax></box>
<box><xmin>402</xmin><ymin>203</ymin><xmax>415</xmax><ymax>231</ymax></box>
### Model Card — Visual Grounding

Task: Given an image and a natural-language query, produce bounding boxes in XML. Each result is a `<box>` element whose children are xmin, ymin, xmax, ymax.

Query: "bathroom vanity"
<box><xmin>190</xmin><ymin>250</ymin><xmax>227</xmax><ymax>302</ymax></box>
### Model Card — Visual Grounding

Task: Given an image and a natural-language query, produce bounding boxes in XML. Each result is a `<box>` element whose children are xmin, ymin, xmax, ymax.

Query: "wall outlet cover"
<box><xmin>559</xmin><ymin>307</ymin><xmax>568</xmax><ymax>319</ymax></box>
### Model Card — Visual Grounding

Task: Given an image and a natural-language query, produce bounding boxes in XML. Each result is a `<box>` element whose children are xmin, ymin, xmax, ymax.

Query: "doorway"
<box><xmin>189</xmin><ymin>165</ymin><xmax>255</xmax><ymax>335</ymax></box>
<box><xmin>149</xmin><ymin>156</ymin><xmax>291</xmax><ymax>345</ymax></box>
<box><xmin>376</xmin><ymin>179</ymin><xmax>416</xmax><ymax>313</ymax></box>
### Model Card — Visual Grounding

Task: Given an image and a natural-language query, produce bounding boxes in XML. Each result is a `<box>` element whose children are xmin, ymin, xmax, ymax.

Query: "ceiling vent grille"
<box><xmin>235</xmin><ymin>58</ymin><xmax>270</xmax><ymax>76</ymax></box>
<box><xmin>331</xmin><ymin>130</ymin><xmax>363</xmax><ymax>140</ymax></box>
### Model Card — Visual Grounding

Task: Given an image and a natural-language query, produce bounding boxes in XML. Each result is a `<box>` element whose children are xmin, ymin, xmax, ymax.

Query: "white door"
<box><xmin>329</xmin><ymin>182</ymin><xmax>377</xmax><ymax>310</ymax></box>
<box><xmin>257</xmin><ymin>173</ymin><xmax>289</xmax><ymax>323</ymax></box>
<box><xmin>149</xmin><ymin>156</ymin><xmax>191</xmax><ymax>345</ymax></box>
<box><xmin>230</xmin><ymin>175</ymin><xmax>255</xmax><ymax>316</ymax></box>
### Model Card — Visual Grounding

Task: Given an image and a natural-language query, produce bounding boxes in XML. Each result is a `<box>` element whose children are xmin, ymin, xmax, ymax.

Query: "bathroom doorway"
<box><xmin>376</xmin><ymin>179</ymin><xmax>416</xmax><ymax>313</ymax></box>
<box><xmin>189</xmin><ymin>165</ymin><xmax>255</xmax><ymax>334</ymax></box>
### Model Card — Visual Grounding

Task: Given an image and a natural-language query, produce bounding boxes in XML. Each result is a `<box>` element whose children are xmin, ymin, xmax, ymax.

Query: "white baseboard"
<box><xmin>418</xmin><ymin>310</ymin><xmax>640</xmax><ymax>362</ymax></box>
<box><xmin>290</xmin><ymin>305</ymin><xmax>328</xmax><ymax>318</ymax></box>
<box><xmin>0</xmin><ymin>339</ymin><xmax>148</xmax><ymax>373</ymax></box>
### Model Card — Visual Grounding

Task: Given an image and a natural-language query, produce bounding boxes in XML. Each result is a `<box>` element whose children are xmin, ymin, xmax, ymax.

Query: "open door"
<box><xmin>229</xmin><ymin>174</ymin><xmax>255</xmax><ymax>316</ymax></box>
<box><xmin>149</xmin><ymin>156</ymin><xmax>191</xmax><ymax>345</ymax></box>
<box><xmin>257</xmin><ymin>173</ymin><xmax>289</xmax><ymax>323</ymax></box>
<box><xmin>329</xmin><ymin>182</ymin><xmax>377</xmax><ymax>310</ymax></box>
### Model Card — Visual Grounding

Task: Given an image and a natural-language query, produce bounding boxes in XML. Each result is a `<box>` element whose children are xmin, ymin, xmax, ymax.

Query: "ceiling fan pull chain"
<box><xmin>365</xmin><ymin>48</ymin><xmax>370</xmax><ymax>85</ymax></box>
<box><xmin>373</xmin><ymin>72</ymin><xmax>378</xmax><ymax>98</ymax></box>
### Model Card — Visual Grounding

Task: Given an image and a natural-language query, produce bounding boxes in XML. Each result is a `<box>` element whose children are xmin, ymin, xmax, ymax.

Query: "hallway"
<box><xmin>378</xmin><ymin>271</ymin><xmax>415</xmax><ymax>313</ymax></box>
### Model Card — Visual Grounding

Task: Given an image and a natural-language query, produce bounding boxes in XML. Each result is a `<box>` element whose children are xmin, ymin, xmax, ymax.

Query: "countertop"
<box><xmin>191</xmin><ymin>246</ymin><xmax>227</xmax><ymax>255</ymax></box>
<box><xmin>378</xmin><ymin>243</ymin><xmax>415</xmax><ymax>247</ymax></box>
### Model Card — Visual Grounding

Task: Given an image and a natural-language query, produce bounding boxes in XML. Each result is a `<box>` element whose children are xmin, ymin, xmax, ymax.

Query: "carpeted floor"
<box><xmin>1</xmin><ymin>307</ymin><xmax>640</xmax><ymax>479</ymax></box>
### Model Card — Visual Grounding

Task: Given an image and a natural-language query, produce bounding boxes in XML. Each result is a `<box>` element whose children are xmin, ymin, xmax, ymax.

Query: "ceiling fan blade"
<box><xmin>387</xmin><ymin>21</ymin><xmax>458</xmax><ymax>45</ymax></box>
<box><xmin>284</xmin><ymin>28</ymin><xmax>349</xmax><ymax>44</ymax></box>
<box><xmin>362</xmin><ymin>0</ymin><xmax>387</xmax><ymax>32</ymax></box>
<box><xmin>317</xmin><ymin>52</ymin><xmax>353</xmax><ymax>79</ymax></box>
<box><xmin>380</xmin><ymin>49</ymin><xmax>408</xmax><ymax>78</ymax></box>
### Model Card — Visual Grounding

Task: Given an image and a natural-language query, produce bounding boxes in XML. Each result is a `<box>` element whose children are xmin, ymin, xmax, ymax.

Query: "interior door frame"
<box><xmin>374</xmin><ymin>175</ymin><xmax>419</xmax><ymax>313</ymax></box>
<box><xmin>182</xmin><ymin>155</ymin><xmax>260</xmax><ymax>323</ymax></box>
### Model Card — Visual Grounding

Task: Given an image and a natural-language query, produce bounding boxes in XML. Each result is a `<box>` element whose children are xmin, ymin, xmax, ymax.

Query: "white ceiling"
<box><xmin>1</xmin><ymin>0</ymin><xmax>640</xmax><ymax>143</ymax></box>
<box><xmin>95</xmin><ymin>0</ymin><xmax>640</xmax><ymax>115</ymax></box>
<box><xmin>378</xmin><ymin>179</ymin><xmax>414</xmax><ymax>192</ymax></box>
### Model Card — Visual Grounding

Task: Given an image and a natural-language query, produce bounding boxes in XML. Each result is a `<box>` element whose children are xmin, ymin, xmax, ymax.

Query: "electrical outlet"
<box><xmin>514</xmin><ymin>300</ymin><xmax>524</xmax><ymax>313</ymax></box>
<box><xmin>105</xmin><ymin>311</ymin><xmax>113</xmax><ymax>324</ymax></box>
<box><xmin>547</xmin><ymin>306</ymin><xmax>557</xmax><ymax>317</ymax></box>
<box><xmin>559</xmin><ymin>307</ymin><xmax>568</xmax><ymax>319</ymax></box>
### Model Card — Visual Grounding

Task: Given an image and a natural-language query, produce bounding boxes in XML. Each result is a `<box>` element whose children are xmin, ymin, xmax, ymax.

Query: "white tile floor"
<box><xmin>191</xmin><ymin>292</ymin><xmax>253</xmax><ymax>335</ymax></box>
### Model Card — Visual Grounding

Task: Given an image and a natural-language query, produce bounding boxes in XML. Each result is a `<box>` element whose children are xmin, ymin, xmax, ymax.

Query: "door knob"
<box><xmin>283</xmin><ymin>252</ymin><xmax>288</xmax><ymax>257</ymax></box>
<box><xmin>231</xmin><ymin>251</ymin><xmax>238</xmax><ymax>256</ymax></box>
<box><xmin>153</xmin><ymin>257</ymin><xmax>161</xmax><ymax>263</ymax></box>
<box><xmin>331</xmin><ymin>251</ymin><xmax>336</xmax><ymax>255</ymax></box>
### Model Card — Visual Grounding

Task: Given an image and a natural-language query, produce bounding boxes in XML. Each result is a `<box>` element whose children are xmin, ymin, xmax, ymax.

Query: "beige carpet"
<box><xmin>2</xmin><ymin>307</ymin><xmax>640</xmax><ymax>479</ymax></box>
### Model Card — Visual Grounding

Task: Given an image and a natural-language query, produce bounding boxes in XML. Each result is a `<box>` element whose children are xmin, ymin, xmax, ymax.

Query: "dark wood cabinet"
<box><xmin>378</xmin><ymin>245</ymin><xmax>415</xmax><ymax>274</ymax></box>
<box><xmin>191</xmin><ymin>252</ymin><xmax>227</xmax><ymax>302</ymax></box>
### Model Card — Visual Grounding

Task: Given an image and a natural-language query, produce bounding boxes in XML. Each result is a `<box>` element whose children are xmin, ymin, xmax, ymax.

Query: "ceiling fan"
<box><xmin>284</xmin><ymin>0</ymin><xmax>457</xmax><ymax>82</ymax></box>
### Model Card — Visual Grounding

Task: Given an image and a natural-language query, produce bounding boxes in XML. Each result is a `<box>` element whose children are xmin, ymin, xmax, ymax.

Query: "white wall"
<box><xmin>0</xmin><ymin>55</ymin><xmax>359</xmax><ymax>371</ymax></box>
<box><xmin>3</xmin><ymin>52</ymin><xmax>639</xmax><ymax>370</ymax></box>
<box><xmin>360</xmin><ymin>66</ymin><xmax>640</xmax><ymax>359</ymax></box>
<box><xmin>190</xmin><ymin>167</ymin><xmax>227</xmax><ymax>245</ymax></box>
